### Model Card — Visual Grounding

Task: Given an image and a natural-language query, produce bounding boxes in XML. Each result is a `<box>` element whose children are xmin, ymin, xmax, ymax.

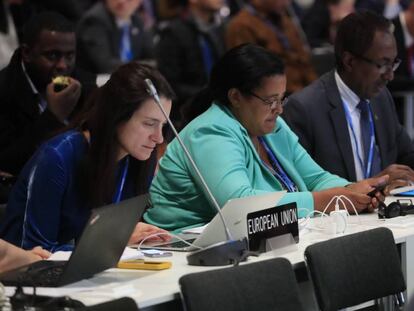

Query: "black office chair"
<box><xmin>179</xmin><ymin>257</ymin><xmax>305</xmax><ymax>311</ymax></box>
<box><xmin>77</xmin><ymin>297</ymin><xmax>139</xmax><ymax>310</ymax></box>
<box><xmin>304</xmin><ymin>227</ymin><xmax>406</xmax><ymax>311</ymax></box>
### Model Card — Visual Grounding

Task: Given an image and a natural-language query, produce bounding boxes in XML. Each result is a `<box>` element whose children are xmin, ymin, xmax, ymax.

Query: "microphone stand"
<box><xmin>145</xmin><ymin>79</ymin><xmax>248</xmax><ymax>266</ymax></box>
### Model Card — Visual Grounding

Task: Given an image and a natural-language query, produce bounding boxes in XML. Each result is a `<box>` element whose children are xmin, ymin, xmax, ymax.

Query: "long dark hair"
<box><xmin>74</xmin><ymin>62</ymin><xmax>175</xmax><ymax>208</ymax></box>
<box><xmin>181</xmin><ymin>43</ymin><xmax>285</xmax><ymax>124</ymax></box>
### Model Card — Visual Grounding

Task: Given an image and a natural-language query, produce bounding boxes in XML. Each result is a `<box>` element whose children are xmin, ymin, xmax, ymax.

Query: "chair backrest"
<box><xmin>304</xmin><ymin>227</ymin><xmax>406</xmax><ymax>311</ymax></box>
<box><xmin>78</xmin><ymin>297</ymin><xmax>139</xmax><ymax>311</ymax></box>
<box><xmin>179</xmin><ymin>257</ymin><xmax>305</xmax><ymax>311</ymax></box>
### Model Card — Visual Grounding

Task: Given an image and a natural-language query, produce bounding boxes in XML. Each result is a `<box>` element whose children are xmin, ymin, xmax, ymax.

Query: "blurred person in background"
<box><xmin>226</xmin><ymin>0</ymin><xmax>317</xmax><ymax>94</ymax></box>
<box><xmin>302</xmin><ymin>0</ymin><xmax>354</xmax><ymax>48</ymax></box>
<box><xmin>156</xmin><ymin>0</ymin><xmax>226</xmax><ymax>126</ymax></box>
<box><xmin>77</xmin><ymin>0</ymin><xmax>155</xmax><ymax>74</ymax></box>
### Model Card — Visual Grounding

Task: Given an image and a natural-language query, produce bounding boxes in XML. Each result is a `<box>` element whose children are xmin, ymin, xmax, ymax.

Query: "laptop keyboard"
<box><xmin>163</xmin><ymin>238</ymin><xmax>196</xmax><ymax>248</ymax></box>
<box><xmin>17</xmin><ymin>261</ymin><xmax>66</xmax><ymax>287</ymax></box>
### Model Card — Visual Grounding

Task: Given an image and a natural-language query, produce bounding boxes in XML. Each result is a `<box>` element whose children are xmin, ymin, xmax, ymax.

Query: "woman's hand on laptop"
<box><xmin>128</xmin><ymin>222</ymin><xmax>171</xmax><ymax>244</ymax></box>
<box><xmin>29</xmin><ymin>246</ymin><xmax>51</xmax><ymax>260</ymax></box>
<box><xmin>0</xmin><ymin>241</ymin><xmax>51</xmax><ymax>273</ymax></box>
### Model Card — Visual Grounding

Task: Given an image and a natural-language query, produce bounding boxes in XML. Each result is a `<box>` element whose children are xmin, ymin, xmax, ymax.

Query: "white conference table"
<box><xmin>7</xmin><ymin>204</ymin><xmax>414</xmax><ymax>310</ymax></box>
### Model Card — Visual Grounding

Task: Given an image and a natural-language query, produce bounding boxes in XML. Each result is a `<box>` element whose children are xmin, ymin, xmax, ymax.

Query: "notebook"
<box><xmin>0</xmin><ymin>194</ymin><xmax>149</xmax><ymax>287</ymax></box>
<box><xmin>139</xmin><ymin>191</ymin><xmax>286</xmax><ymax>252</ymax></box>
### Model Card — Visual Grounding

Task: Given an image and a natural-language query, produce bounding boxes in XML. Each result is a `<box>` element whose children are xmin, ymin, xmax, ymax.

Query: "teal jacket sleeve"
<box><xmin>268</xmin><ymin>118</ymin><xmax>349</xmax><ymax>217</ymax></box>
<box><xmin>186</xmin><ymin>118</ymin><xmax>349</xmax><ymax>218</ymax></box>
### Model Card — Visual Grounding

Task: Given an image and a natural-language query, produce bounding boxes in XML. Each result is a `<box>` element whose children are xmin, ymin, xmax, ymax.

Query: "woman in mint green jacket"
<box><xmin>144</xmin><ymin>44</ymin><xmax>387</xmax><ymax>231</ymax></box>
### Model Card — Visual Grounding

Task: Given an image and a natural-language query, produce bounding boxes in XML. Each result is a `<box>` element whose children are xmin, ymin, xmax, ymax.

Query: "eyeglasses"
<box><xmin>354</xmin><ymin>54</ymin><xmax>401</xmax><ymax>74</ymax></box>
<box><xmin>248</xmin><ymin>92</ymin><xmax>287</xmax><ymax>109</ymax></box>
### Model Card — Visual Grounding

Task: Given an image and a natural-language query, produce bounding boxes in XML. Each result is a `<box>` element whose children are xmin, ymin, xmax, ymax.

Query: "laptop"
<box><xmin>139</xmin><ymin>191</ymin><xmax>286</xmax><ymax>252</ymax></box>
<box><xmin>0</xmin><ymin>194</ymin><xmax>149</xmax><ymax>287</ymax></box>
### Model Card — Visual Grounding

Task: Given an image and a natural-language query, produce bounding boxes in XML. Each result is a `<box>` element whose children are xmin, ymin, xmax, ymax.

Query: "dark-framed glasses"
<box><xmin>354</xmin><ymin>54</ymin><xmax>401</xmax><ymax>74</ymax></box>
<box><xmin>248</xmin><ymin>92</ymin><xmax>288</xmax><ymax>109</ymax></box>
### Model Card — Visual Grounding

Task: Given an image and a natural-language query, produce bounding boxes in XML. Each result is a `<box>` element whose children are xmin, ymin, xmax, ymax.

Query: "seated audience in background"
<box><xmin>0</xmin><ymin>239</ymin><xmax>50</xmax><ymax>273</ymax></box>
<box><xmin>144</xmin><ymin>43</ymin><xmax>387</xmax><ymax>232</ymax></box>
<box><xmin>4</xmin><ymin>0</ymin><xmax>88</xmax><ymax>43</ymax></box>
<box><xmin>389</xmin><ymin>1</ymin><xmax>414</xmax><ymax>92</ymax></box>
<box><xmin>226</xmin><ymin>0</ymin><xmax>317</xmax><ymax>94</ymax></box>
<box><xmin>302</xmin><ymin>0</ymin><xmax>354</xmax><ymax>48</ymax></box>
<box><xmin>77</xmin><ymin>0</ymin><xmax>155</xmax><ymax>74</ymax></box>
<box><xmin>283</xmin><ymin>11</ymin><xmax>414</xmax><ymax>193</ymax></box>
<box><xmin>0</xmin><ymin>62</ymin><xmax>173</xmax><ymax>251</ymax></box>
<box><xmin>156</xmin><ymin>0</ymin><xmax>226</xmax><ymax>124</ymax></box>
<box><xmin>0</xmin><ymin>0</ymin><xmax>19</xmax><ymax>69</ymax></box>
<box><xmin>0</xmin><ymin>12</ymin><xmax>96</xmax><ymax>177</ymax></box>
<box><xmin>155</xmin><ymin>0</ymin><xmax>186</xmax><ymax>20</ymax></box>
<box><xmin>139</xmin><ymin>0</ymin><xmax>157</xmax><ymax>29</ymax></box>
<box><xmin>355</xmin><ymin>0</ymin><xmax>404</xmax><ymax>19</ymax></box>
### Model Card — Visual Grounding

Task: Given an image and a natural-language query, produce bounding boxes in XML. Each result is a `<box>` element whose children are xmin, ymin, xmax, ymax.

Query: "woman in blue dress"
<box><xmin>0</xmin><ymin>62</ymin><xmax>174</xmax><ymax>251</ymax></box>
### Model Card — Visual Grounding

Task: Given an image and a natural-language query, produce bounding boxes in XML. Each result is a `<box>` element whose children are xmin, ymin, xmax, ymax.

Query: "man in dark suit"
<box><xmin>283</xmin><ymin>10</ymin><xmax>414</xmax><ymax>190</ymax></box>
<box><xmin>0</xmin><ymin>12</ymin><xmax>96</xmax><ymax>178</ymax></box>
<box><xmin>156</xmin><ymin>0</ymin><xmax>226</xmax><ymax>124</ymax></box>
<box><xmin>77</xmin><ymin>0</ymin><xmax>154</xmax><ymax>74</ymax></box>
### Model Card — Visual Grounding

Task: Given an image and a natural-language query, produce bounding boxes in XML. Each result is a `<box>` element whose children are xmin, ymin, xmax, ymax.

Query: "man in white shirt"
<box><xmin>283</xmin><ymin>10</ymin><xmax>414</xmax><ymax>192</ymax></box>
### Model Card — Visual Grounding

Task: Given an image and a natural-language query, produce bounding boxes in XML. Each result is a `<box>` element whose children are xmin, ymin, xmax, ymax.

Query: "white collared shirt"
<box><xmin>335</xmin><ymin>71</ymin><xmax>368</xmax><ymax>181</ymax></box>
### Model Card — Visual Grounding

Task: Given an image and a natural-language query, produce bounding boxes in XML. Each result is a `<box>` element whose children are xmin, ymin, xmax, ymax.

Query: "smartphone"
<box><xmin>367</xmin><ymin>184</ymin><xmax>386</xmax><ymax>197</ymax></box>
<box><xmin>117</xmin><ymin>260</ymin><xmax>172</xmax><ymax>270</ymax></box>
<box><xmin>142</xmin><ymin>249</ymin><xmax>172</xmax><ymax>258</ymax></box>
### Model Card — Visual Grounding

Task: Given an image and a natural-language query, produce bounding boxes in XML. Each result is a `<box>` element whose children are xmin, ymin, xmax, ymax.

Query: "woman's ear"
<box><xmin>228</xmin><ymin>88</ymin><xmax>242</xmax><ymax>108</ymax></box>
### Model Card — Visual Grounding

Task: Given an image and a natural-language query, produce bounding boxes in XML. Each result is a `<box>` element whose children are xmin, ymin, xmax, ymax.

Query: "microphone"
<box><xmin>145</xmin><ymin>79</ymin><xmax>248</xmax><ymax>266</ymax></box>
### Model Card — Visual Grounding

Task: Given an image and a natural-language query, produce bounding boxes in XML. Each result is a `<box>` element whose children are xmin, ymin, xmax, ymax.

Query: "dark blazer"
<box><xmin>156</xmin><ymin>14</ymin><xmax>225</xmax><ymax>121</ymax></box>
<box><xmin>301</xmin><ymin>0</ymin><xmax>330</xmax><ymax>48</ymax></box>
<box><xmin>77</xmin><ymin>2</ymin><xmax>154</xmax><ymax>74</ymax></box>
<box><xmin>0</xmin><ymin>48</ymin><xmax>96</xmax><ymax>175</ymax></box>
<box><xmin>388</xmin><ymin>15</ymin><xmax>414</xmax><ymax>91</ymax></box>
<box><xmin>283</xmin><ymin>70</ymin><xmax>414</xmax><ymax>181</ymax></box>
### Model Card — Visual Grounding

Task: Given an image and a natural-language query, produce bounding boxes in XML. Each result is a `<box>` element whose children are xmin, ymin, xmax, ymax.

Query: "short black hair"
<box><xmin>22</xmin><ymin>11</ymin><xmax>74</xmax><ymax>47</ymax></box>
<box><xmin>335</xmin><ymin>10</ymin><xmax>392</xmax><ymax>72</ymax></box>
<box><xmin>181</xmin><ymin>43</ymin><xmax>285</xmax><ymax>124</ymax></box>
<box><xmin>209</xmin><ymin>43</ymin><xmax>285</xmax><ymax>107</ymax></box>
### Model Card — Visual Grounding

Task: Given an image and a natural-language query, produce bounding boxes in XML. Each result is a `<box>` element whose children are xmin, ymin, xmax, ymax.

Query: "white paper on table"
<box><xmin>384</xmin><ymin>215</ymin><xmax>414</xmax><ymax>228</ymax></box>
<box><xmin>181</xmin><ymin>224</ymin><xmax>208</xmax><ymax>235</ymax></box>
<box><xmin>47</xmin><ymin>247</ymin><xmax>143</xmax><ymax>262</ymax></box>
<box><xmin>47</xmin><ymin>251</ymin><xmax>71</xmax><ymax>261</ymax></box>
<box><xmin>120</xmin><ymin>246</ymin><xmax>144</xmax><ymax>260</ymax></box>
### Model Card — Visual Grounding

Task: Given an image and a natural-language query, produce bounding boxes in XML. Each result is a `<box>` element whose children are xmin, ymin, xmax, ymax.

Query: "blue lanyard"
<box><xmin>258</xmin><ymin>137</ymin><xmax>298</xmax><ymax>192</ymax></box>
<box><xmin>198</xmin><ymin>35</ymin><xmax>214</xmax><ymax>77</ymax></box>
<box><xmin>113</xmin><ymin>156</ymin><xmax>129</xmax><ymax>203</ymax></box>
<box><xmin>342</xmin><ymin>101</ymin><xmax>375</xmax><ymax>179</ymax></box>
